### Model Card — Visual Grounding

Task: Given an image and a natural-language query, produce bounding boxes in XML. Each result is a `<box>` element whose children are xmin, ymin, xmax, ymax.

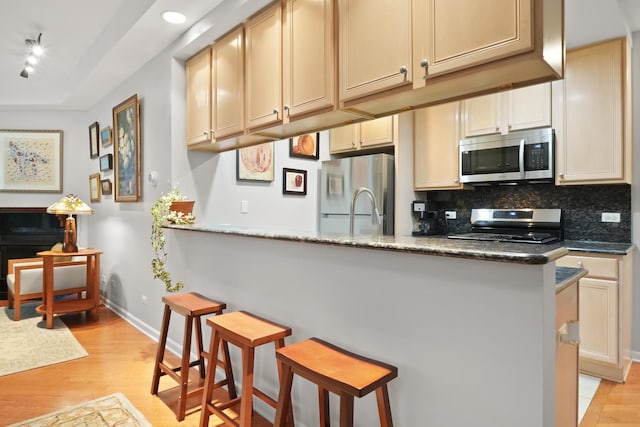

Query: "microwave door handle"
<box><xmin>519</xmin><ymin>139</ymin><xmax>526</xmax><ymax>179</ymax></box>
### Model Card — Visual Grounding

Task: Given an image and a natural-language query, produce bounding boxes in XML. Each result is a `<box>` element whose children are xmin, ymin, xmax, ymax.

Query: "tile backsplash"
<box><xmin>426</xmin><ymin>184</ymin><xmax>631</xmax><ymax>243</ymax></box>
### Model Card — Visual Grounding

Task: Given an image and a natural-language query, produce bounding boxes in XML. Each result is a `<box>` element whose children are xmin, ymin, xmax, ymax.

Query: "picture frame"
<box><xmin>282</xmin><ymin>168</ymin><xmax>307</xmax><ymax>195</ymax></box>
<box><xmin>100</xmin><ymin>179</ymin><xmax>112</xmax><ymax>195</ymax></box>
<box><xmin>113</xmin><ymin>94</ymin><xmax>141</xmax><ymax>202</ymax></box>
<box><xmin>0</xmin><ymin>129</ymin><xmax>63</xmax><ymax>193</ymax></box>
<box><xmin>99</xmin><ymin>153</ymin><xmax>113</xmax><ymax>171</ymax></box>
<box><xmin>89</xmin><ymin>121</ymin><xmax>100</xmax><ymax>158</ymax></box>
<box><xmin>100</xmin><ymin>126</ymin><xmax>112</xmax><ymax>147</ymax></box>
<box><xmin>89</xmin><ymin>173</ymin><xmax>101</xmax><ymax>202</ymax></box>
<box><xmin>289</xmin><ymin>133</ymin><xmax>319</xmax><ymax>160</ymax></box>
<box><xmin>236</xmin><ymin>142</ymin><xmax>274</xmax><ymax>182</ymax></box>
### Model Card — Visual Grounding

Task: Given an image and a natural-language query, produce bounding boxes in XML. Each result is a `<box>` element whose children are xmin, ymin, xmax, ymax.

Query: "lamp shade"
<box><xmin>47</xmin><ymin>194</ymin><xmax>94</xmax><ymax>215</ymax></box>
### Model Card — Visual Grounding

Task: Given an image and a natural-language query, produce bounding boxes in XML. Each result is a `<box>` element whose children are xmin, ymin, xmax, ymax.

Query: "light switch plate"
<box><xmin>445</xmin><ymin>211</ymin><xmax>457</xmax><ymax>220</ymax></box>
<box><xmin>601</xmin><ymin>212</ymin><xmax>620</xmax><ymax>223</ymax></box>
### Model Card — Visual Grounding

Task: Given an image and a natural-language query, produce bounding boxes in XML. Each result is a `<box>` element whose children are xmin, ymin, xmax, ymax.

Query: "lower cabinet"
<box><xmin>556</xmin><ymin>281</ymin><xmax>579</xmax><ymax>427</ymax></box>
<box><xmin>556</xmin><ymin>252</ymin><xmax>633</xmax><ymax>382</ymax></box>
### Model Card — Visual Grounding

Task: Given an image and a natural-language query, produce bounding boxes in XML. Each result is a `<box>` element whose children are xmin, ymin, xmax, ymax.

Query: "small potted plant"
<box><xmin>150</xmin><ymin>187</ymin><xmax>195</xmax><ymax>292</ymax></box>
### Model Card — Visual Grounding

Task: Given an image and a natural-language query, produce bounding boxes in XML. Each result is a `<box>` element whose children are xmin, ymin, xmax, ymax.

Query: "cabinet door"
<box><xmin>555</xmin><ymin>281</ymin><xmax>579</xmax><ymax>427</ymax></box>
<box><xmin>245</xmin><ymin>3</ymin><xmax>282</xmax><ymax>130</ymax></box>
<box><xmin>283</xmin><ymin>0</ymin><xmax>335</xmax><ymax>119</ymax></box>
<box><xmin>338</xmin><ymin>0</ymin><xmax>412</xmax><ymax>102</ymax></box>
<box><xmin>212</xmin><ymin>26</ymin><xmax>245</xmax><ymax>139</ymax></box>
<box><xmin>414</xmin><ymin>102</ymin><xmax>464</xmax><ymax>190</ymax></box>
<box><xmin>579</xmin><ymin>277</ymin><xmax>618</xmax><ymax>365</ymax></box>
<box><xmin>462</xmin><ymin>94</ymin><xmax>500</xmax><ymax>137</ymax></box>
<box><xmin>507</xmin><ymin>83</ymin><xmax>551</xmax><ymax>132</ymax></box>
<box><xmin>359</xmin><ymin>116</ymin><xmax>395</xmax><ymax>148</ymax></box>
<box><xmin>414</xmin><ymin>0</ymin><xmax>533</xmax><ymax>79</ymax></box>
<box><xmin>556</xmin><ymin>38</ymin><xmax>626</xmax><ymax>184</ymax></box>
<box><xmin>186</xmin><ymin>48</ymin><xmax>212</xmax><ymax>146</ymax></box>
<box><xmin>329</xmin><ymin>124</ymin><xmax>358</xmax><ymax>153</ymax></box>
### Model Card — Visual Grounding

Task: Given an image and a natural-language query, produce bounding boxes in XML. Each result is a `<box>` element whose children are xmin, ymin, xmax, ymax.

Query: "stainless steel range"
<box><xmin>448</xmin><ymin>208</ymin><xmax>562</xmax><ymax>244</ymax></box>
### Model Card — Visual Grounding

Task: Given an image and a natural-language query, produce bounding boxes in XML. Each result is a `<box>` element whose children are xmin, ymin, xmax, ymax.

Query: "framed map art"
<box><xmin>0</xmin><ymin>130</ymin><xmax>63</xmax><ymax>193</ymax></box>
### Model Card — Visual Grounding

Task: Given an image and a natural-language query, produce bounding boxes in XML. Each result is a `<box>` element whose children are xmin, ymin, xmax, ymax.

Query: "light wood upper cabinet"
<box><xmin>462</xmin><ymin>82</ymin><xmax>551</xmax><ymax>137</ymax></box>
<box><xmin>338</xmin><ymin>0</ymin><xmax>412</xmax><ymax>102</ymax></box>
<box><xmin>245</xmin><ymin>2</ymin><xmax>283</xmax><ymax>131</ymax></box>
<box><xmin>212</xmin><ymin>26</ymin><xmax>245</xmax><ymax>140</ymax></box>
<box><xmin>413</xmin><ymin>0</ymin><xmax>533</xmax><ymax>81</ymax></box>
<box><xmin>283</xmin><ymin>0</ymin><xmax>335</xmax><ymax>119</ymax></box>
<box><xmin>330</xmin><ymin>116</ymin><xmax>397</xmax><ymax>154</ymax></box>
<box><xmin>554</xmin><ymin>38</ymin><xmax>631</xmax><ymax>185</ymax></box>
<box><xmin>414</xmin><ymin>102</ymin><xmax>465</xmax><ymax>190</ymax></box>
<box><xmin>185</xmin><ymin>48</ymin><xmax>212</xmax><ymax>146</ymax></box>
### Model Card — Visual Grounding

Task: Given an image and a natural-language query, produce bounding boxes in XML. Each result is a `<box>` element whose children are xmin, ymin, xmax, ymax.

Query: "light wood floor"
<box><xmin>1</xmin><ymin>304</ymin><xmax>639</xmax><ymax>426</ymax></box>
<box><xmin>580</xmin><ymin>363</ymin><xmax>640</xmax><ymax>426</ymax></box>
<box><xmin>0</xmin><ymin>306</ymin><xmax>271</xmax><ymax>427</ymax></box>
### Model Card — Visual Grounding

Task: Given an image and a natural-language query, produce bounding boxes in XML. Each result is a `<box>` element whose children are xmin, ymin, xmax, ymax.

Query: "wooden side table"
<box><xmin>36</xmin><ymin>248</ymin><xmax>102</xmax><ymax>329</ymax></box>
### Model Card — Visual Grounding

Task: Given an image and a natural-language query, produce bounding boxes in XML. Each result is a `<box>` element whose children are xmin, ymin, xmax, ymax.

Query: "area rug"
<box><xmin>6</xmin><ymin>393</ymin><xmax>152</xmax><ymax>427</ymax></box>
<box><xmin>0</xmin><ymin>303</ymin><xmax>88</xmax><ymax>376</ymax></box>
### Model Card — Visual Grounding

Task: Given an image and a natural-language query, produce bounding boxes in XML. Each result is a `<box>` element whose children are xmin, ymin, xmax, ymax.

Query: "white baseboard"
<box><xmin>631</xmin><ymin>350</ymin><xmax>640</xmax><ymax>362</ymax></box>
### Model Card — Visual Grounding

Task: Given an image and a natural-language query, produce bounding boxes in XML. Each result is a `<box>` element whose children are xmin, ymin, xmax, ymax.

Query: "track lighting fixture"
<box><xmin>19</xmin><ymin>33</ymin><xmax>44</xmax><ymax>79</ymax></box>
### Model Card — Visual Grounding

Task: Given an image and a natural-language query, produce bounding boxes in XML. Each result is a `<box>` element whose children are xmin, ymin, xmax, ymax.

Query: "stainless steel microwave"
<box><xmin>459</xmin><ymin>128</ymin><xmax>554</xmax><ymax>184</ymax></box>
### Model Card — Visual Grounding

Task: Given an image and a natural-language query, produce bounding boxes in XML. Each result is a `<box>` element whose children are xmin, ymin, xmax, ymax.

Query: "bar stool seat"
<box><xmin>273</xmin><ymin>337</ymin><xmax>398</xmax><ymax>427</ymax></box>
<box><xmin>200</xmin><ymin>310</ymin><xmax>293</xmax><ymax>427</ymax></box>
<box><xmin>151</xmin><ymin>292</ymin><xmax>235</xmax><ymax>421</ymax></box>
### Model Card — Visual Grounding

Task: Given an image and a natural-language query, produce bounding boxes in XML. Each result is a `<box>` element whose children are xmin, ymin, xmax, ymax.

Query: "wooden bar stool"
<box><xmin>273</xmin><ymin>338</ymin><xmax>398</xmax><ymax>427</ymax></box>
<box><xmin>200</xmin><ymin>310</ymin><xmax>293</xmax><ymax>427</ymax></box>
<box><xmin>151</xmin><ymin>292</ymin><xmax>236</xmax><ymax>421</ymax></box>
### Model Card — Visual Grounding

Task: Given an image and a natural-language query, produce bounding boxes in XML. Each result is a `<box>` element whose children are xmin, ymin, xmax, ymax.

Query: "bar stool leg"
<box><xmin>200</xmin><ymin>329</ymin><xmax>221</xmax><ymax>427</ymax></box>
<box><xmin>339</xmin><ymin>393</ymin><xmax>355</xmax><ymax>427</ymax></box>
<box><xmin>151</xmin><ymin>304</ymin><xmax>171</xmax><ymax>395</ymax></box>
<box><xmin>219</xmin><ymin>339</ymin><xmax>237</xmax><ymax>399</ymax></box>
<box><xmin>376</xmin><ymin>385</ymin><xmax>394</xmax><ymax>427</ymax></box>
<box><xmin>177</xmin><ymin>314</ymin><xmax>194</xmax><ymax>421</ymax></box>
<box><xmin>239</xmin><ymin>346</ymin><xmax>255</xmax><ymax>427</ymax></box>
<box><xmin>194</xmin><ymin>315</ymin><xmax>206</xmax><ymax>378</ymax></box>
<box><xmin>319</xmin><ymin>387</ymin><xmax>330</xmax><ymax>427</ymax></box>
<box><xmin>274</xmin><ymin>364</ymin><xmax>294</xmax><ymax>427</ymax></box>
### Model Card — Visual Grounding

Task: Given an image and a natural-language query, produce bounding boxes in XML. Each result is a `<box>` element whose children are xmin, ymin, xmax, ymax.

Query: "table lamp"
<box><xmin>46</xmin><ymin>194</ymin><xmax>94</xmax><ymax>253</ymax></box>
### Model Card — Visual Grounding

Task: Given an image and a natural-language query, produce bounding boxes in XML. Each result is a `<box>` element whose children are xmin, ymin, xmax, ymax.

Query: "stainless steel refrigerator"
<box><xmin>319</xmin><ymin>153</ymin><xmax>394</xmax><ymax>236</ymax></box>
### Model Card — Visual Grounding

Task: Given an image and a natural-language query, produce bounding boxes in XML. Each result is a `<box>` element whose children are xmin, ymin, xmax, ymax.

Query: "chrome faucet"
<box><xmin>349</xmin><ymin>187</ymin><xmax>381</xmax><ymax>237</ymax></box>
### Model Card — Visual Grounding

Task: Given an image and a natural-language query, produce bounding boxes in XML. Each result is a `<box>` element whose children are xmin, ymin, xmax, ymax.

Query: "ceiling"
<box><xmin>0</xmin><ymin>0</ymin><xmax>639</xmax><ymax>112</ymax></box>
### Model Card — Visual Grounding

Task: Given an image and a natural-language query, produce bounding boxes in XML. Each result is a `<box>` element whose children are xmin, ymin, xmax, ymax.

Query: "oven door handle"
<box><xmin>519</xmin><ymin>139</ymin><xmax>526</xmax><ymax>179</ymax></box>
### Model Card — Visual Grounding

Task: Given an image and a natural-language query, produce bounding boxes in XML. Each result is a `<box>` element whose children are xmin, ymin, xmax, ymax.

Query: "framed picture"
<box><xmin>89</xmin><ymin>122</ymin><xmax>100</xmax><ymax>158</ymax></box>
<box><xmin>236</xmin><ymin>142</ymin><xmax>274</xmax><ymax>182</ymax></box>
<box><xmin>100</xmin><ymin>126</ymin><xmax>112</xmax><ymax>147</ymax></box>
<box><xmin>100</xmin><ymin>179</ymin><xmax>112</xmax><ymax>195</ymax></box>
<box><xmin>282</xmin><ymin>168</ymin><xmax>307</xmax><ymax>195</ymax></box>
<box><xmin>100</xmin><ymin>153</ymin><xmax>113</xmax><ymax>171</ymax></box>
<box><xmin>113</xmin><ymin>94</ymin><xmax>141</xmax><ymax>202</ymax></box>
<box><xmin>89</xmin><ymin>173</ymin><xmax>101</xmax><ymax>202</ymax></box>
<box><xmin>289</xmin><ymin>133</ymin><xmax>319</xmax><ymax>159</ymax></box>
<box><xmin>0</xmin><ymin>130</ymin><xmax>63</xmax><ymax>193</ymax></box>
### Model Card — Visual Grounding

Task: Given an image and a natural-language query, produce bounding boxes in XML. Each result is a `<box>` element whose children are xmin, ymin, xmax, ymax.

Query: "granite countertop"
<box><xmin>555</xmin><ymin>266</ymin><xmax>588</xmax><ymax>293</ymax></box>
<box><xmin>167</xmin><ymin>224</ymin><xmax>569</xmax><ymax>265</ymax></box>
<box><xmin>562</xmin><ymin>240</ymin><xmax>634</xmax><ymax>255</ymax></box>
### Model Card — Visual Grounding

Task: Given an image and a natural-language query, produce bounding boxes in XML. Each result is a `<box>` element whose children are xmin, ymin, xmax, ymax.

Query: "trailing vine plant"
<box><xmin>150</xmin><ymin>187</ymin><xmax>195</xmax><ymax>292</ymax></box>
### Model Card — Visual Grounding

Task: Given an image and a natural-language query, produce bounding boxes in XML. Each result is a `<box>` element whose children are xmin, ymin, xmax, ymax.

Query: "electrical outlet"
<box><xmin>241</xmin><ymin>200</ymin><xmax>249</xmax><ymax>214</ymax></box>
<box><xmin>141</xmin><ymin>295</ymin><xmax>148</xmax><ymax>305</ymax></box>
<box><xmin>601</xmin><ymin>212</ymin><xmax>620</xmax><ymax>223</ymax></box>
<box><xmin>445</xmin><ymin>211</ymin><xmax>457</xmax><ymax>220</ymax></box>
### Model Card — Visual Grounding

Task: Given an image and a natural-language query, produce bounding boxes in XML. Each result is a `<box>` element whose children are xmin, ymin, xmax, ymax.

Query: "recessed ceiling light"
<box><xmin>27</xmin><ymin>55</ymin><xmax>38</xmax><ymax>65</ymax></box>
<box><xmin>162</xmin><ymin>11</ymin><xmax>186</xmax><ymax>24</ymax></box>
<box><xmin>24</xmin><ymin>64</ymin><xmax>34</xmax><ymax>73</ymax></box>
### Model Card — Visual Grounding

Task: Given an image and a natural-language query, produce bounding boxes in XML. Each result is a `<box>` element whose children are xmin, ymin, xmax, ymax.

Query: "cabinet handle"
<box><xmin>210</xmin><ymin>129</ymin><xmax>215</xmax><ymax>138</ymax></box>
<box><xmin>203</xmin><ymin>131</ymin><xmax>208</xmax><ymax>137</ymax></box>
<box><xmin>420</xmin><ymin>59</ymin><xmax>429</xmax><ymax>79</ymax></box>
<box><xmin>454</xmin><ymin>179</ymin><xmax>459</xmax><ymax>184</ymax></box>
<box><xmin>577</xmin><ymin>261</ymin><xmax>583</xmax><ymax>267</ymax></box>
<box><xmin>399</xmin><ymin>65</ymin><xmax>408</xmax><ymax>75</ymax></box>
<box><xmin>558</xmin><ymin>321</ymin><xmax>580</xmax><ymax>346</ymax></box>
<box><xmin>559</xmin><ymin>172</ymin><xmax>564</xmax><ymax>178</ymax></box>
<box><xmin>273</xmin><ymin>108</ymin><xmax>279</xmax><ymax>118</ymax></box>
<box><xmin>283</xmin><ymin>104</ymin><xmax>290</xmax><ymax>118</ymax></box>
